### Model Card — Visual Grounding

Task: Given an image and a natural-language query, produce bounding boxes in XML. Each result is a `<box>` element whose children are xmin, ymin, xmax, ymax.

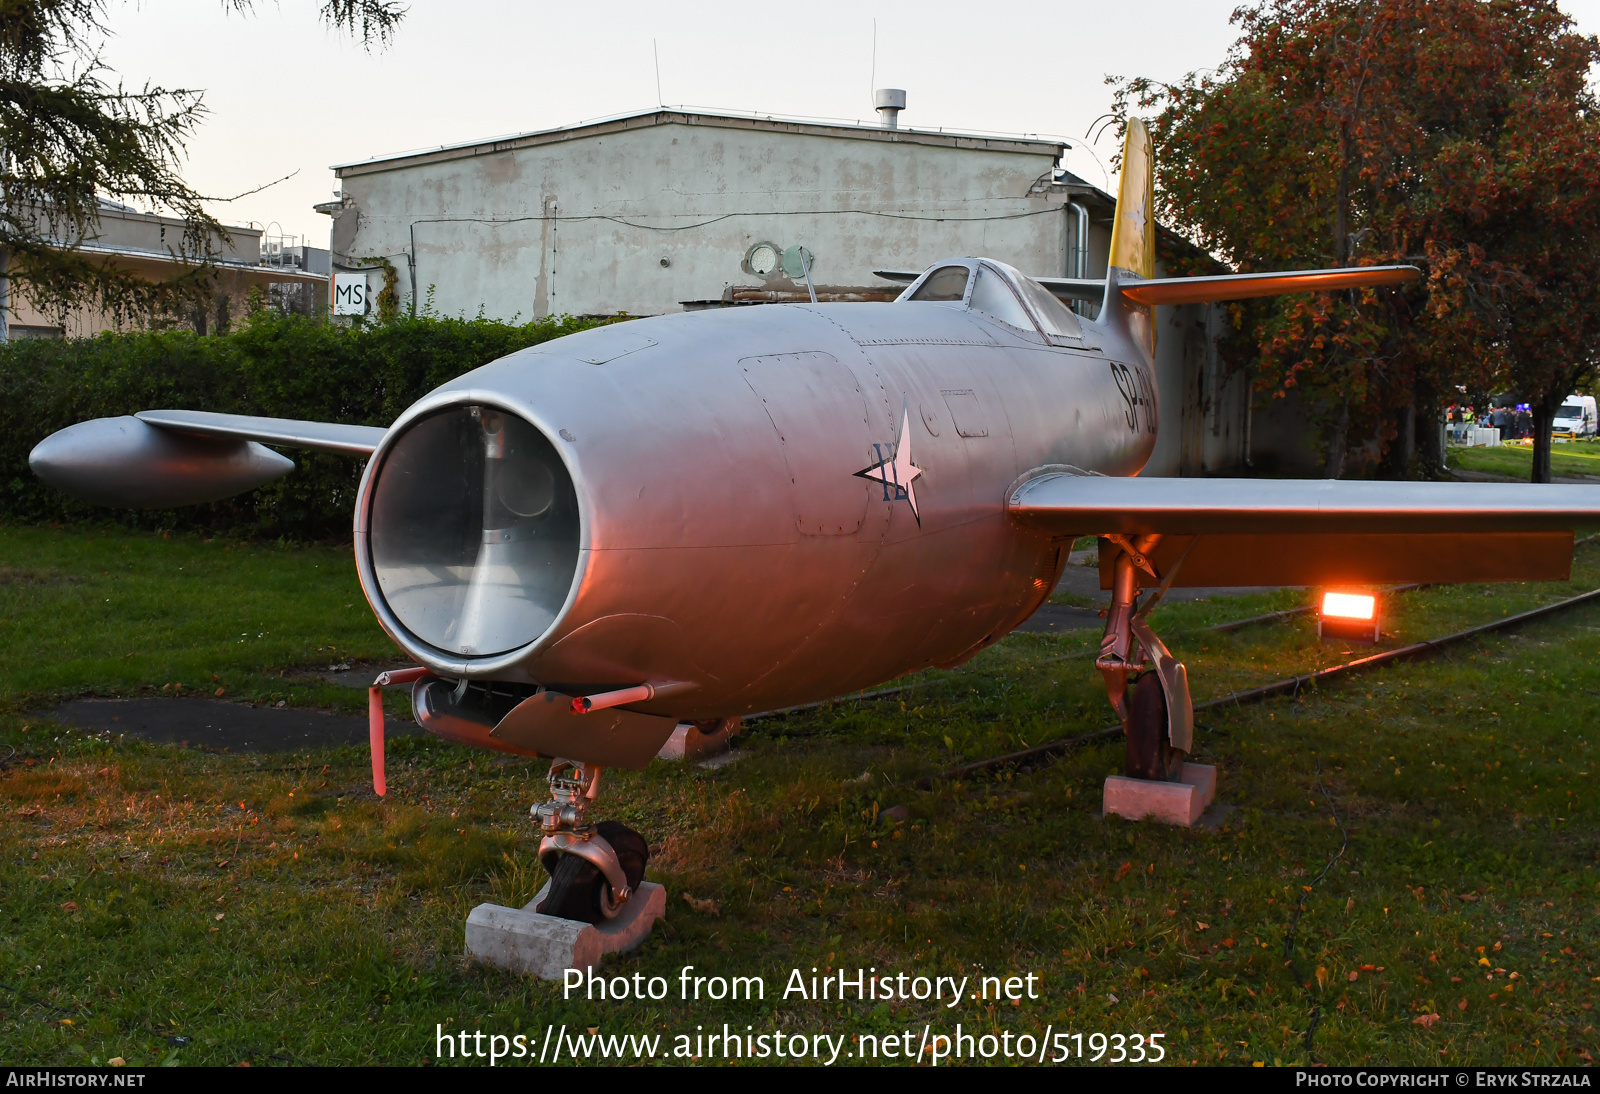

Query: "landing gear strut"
<box><xmin>532</xmin><ymin>759</ymin><xmax>649</xmax><ymax>924</ymax></box>
<box><xmin>1096</xmin><ymin>535</ymin><xmax>1195</xmax><ymax>782</ymax></box>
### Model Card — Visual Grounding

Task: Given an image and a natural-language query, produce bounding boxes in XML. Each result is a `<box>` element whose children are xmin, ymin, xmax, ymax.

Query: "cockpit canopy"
<box><xmin>898</xmin><ymin>259</ymin><xmax>1085</xmax><ymax>345</ymax></box>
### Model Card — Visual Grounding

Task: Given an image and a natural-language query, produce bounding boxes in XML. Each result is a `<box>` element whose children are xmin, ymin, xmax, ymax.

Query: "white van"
<box><xmin>1552</xmin><ymin>394</ymin><xmax>1598</xmax><ymax>438</ymax></box>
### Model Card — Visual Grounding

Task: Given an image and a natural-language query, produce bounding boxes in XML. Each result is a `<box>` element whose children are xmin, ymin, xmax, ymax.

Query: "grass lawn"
<box><xmin>1449</xmin><ymin>438</ymin><xmax>1600</xmax><ymax>480</ymax></box>
<box><xmin>1</xmin><ymin>524</ymin><xmax>1597</xmax><ymax>1067</ymax></box>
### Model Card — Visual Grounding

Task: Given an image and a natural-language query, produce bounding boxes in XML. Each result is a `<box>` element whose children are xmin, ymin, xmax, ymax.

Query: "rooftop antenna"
<box><xmin>654</xmin><ymin>39</ymin><xmax>663</xmax><ymax>107</ymax></box>
<box><xmin>870</xmin><ymin>18</ymin><xmax>876</xmax><ymax>102</ymax></box>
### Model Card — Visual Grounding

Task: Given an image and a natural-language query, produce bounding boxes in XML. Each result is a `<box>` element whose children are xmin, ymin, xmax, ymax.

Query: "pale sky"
<box><xmin>94</xmin><ymin>0</ymin><xmax>1600</xmax><ymax>248</ymax></box>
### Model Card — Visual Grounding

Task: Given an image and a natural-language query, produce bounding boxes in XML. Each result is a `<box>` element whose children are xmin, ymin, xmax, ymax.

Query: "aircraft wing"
<box><xmin>29</xmin><ymin>410</ymin><xmax>386</xmax><ymax>510</ymax></box>
<box><xmin>136</xmin><ymin>410</ymin><xmax>387</xmax><ymax>455</ymax></box>
<box><xmin>1009</xmin><ymin>473</ymin><xmax>1600</xmax><ymax>588</ymax></box>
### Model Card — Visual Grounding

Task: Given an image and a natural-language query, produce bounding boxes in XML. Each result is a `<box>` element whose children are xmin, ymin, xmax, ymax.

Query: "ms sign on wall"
<box><xmin>332</xmin><ymin>273</ymin><xmax>369</xmax><ymax>316</ymax></box>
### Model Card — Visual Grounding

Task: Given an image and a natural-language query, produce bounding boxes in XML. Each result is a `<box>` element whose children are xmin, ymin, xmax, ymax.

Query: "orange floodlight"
<box><xmin>1318</xmin><ymin>590</ymin><xmax>1380</xmax><ymax>644</ymax></box>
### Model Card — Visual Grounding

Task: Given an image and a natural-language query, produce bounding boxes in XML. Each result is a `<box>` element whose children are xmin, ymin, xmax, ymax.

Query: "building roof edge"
<box><xmin>332</xmin><ymin>107</ymin><xmax>1067</xmax><ymax>177</ymax></box>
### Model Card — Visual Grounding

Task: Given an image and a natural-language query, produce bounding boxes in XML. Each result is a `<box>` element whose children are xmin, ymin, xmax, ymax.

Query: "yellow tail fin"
<box><xmin>1107</xmin><ymin>118</ymin><xmax>1155</xmax><ymax>280</ymax></box>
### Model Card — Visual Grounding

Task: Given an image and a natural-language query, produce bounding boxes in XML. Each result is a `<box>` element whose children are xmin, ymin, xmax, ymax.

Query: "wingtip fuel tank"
<box><xmin>28</xmin><ymin>415</ymin><xmax>295</xmax><ymax>509</ymax></box>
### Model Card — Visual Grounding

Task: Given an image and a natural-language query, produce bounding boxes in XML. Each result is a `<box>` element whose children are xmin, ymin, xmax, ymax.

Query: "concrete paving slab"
<box><xmin>1052</xmin><ymin>562</ymin><xmax>1292</xmax><ymax>605</ymax></box>
<box><xmin>1012</xmin><ymin>602</ymin><xmax>1106</xmax><ymax>633</ymax></box>
<box><xmin>43</xmin><ymin>697</ymin><xmax>420</xmax><ymax>753</ymax></box>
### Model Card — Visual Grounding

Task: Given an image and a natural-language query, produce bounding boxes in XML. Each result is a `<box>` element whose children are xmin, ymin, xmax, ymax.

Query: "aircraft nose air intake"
<box><xmin>366</xmin><ymin>404</ymin><xmax>580</xmax><ymax>657</ymax></box>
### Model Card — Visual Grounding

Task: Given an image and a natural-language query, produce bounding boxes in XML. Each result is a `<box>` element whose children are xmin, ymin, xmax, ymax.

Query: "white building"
<box><xmin>6</xmin><ymin>200</ymin><xmax>327</xmax><ymax>339</ymax></box>
<box><xmin>321</xmin><ymin>105</ymin><xmax>1253</xmax><ymax>476</ymax></box>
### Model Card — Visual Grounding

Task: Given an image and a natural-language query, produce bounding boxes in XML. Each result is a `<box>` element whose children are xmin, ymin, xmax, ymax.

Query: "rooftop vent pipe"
<box><xmin>874</xmin><ymin>88</ymin><xmax>906</xmax><ymax>129</ymax></box>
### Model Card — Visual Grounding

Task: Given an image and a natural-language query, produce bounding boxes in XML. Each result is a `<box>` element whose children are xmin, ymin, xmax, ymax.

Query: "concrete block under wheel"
<box><xmin>657</xmin><ymin>721</ymin><xmax>737</xmax><ymax>762</ymax></box>
<box><xmin>1103</xmin><ymin>763</ymin><xmax>1217</xmax><ymax>827</ymax></box>
<box><xmin>465</xmin><ymin>881</ymin><xmax>666</xmax><ymax>980</ymax></box>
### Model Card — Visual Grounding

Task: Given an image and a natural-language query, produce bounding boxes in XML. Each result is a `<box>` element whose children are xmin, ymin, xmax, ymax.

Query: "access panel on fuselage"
<box><xmin>740</xmin><ymin>351</ymin><xmax>873</xmax><ymax>537</ymax></box>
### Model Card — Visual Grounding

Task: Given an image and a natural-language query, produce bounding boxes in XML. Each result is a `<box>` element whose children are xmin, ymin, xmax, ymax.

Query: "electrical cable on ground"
<box><xmin>920</xmin><ymin>585</ymin><xmax>1600</xmax><ymax>785</ymax></box>
<box><xmin>0</xmin><ymin>981</ymin><xmax>77</xmax><ymax>1017</ymax></box>
<box><xmin>1280</xmin><ymin>754</ymin><xmax>1348</xmax><ymax>1065</ymax></box>
<box><xmin>748</xmin><ymin>589</ymin><xmax>1411</xmax><ymax>723</ymax></box>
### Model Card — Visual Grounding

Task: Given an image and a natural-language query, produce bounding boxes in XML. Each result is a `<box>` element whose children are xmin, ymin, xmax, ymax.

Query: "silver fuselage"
<box><xmin>354</xmin><ymin>287</ymin><xmax>1157</xmax><ymax>721</ymax></box>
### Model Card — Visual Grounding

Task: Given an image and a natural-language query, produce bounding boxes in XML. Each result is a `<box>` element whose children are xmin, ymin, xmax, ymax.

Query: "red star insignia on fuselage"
<box><xmin>854</xmin><ymin>405</ymin><xmax>922</xmax><ymax>524</ymax></box>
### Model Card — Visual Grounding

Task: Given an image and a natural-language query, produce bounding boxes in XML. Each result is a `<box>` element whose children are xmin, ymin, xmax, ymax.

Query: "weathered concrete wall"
<box><xmin>329</xmin><ymin>110</ymin><xmax>1267</xmax><ymax>478</ymax></box>
<box><xmin>333</xmin><ymin>114</ymin><xmax>1087</xmax><ymax>320</ymax></box>
<box><xmin>1144</xmin><ymin>298</ymin><xmax>1248</xmax><ymax>477</ymax></box>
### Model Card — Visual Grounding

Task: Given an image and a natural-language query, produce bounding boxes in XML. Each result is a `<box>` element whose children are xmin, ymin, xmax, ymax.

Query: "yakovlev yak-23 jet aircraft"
<box><xmin>32</xmin><ymin>120</ymin><xmax>1600</xmax><ymax>925</ymax></box>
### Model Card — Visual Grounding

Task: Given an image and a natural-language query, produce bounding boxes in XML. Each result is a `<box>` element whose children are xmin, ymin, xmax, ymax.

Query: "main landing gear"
<box><xmin>1095</xmin><ymin>534</ymin><xmax>1196</xmax><ymax>781</ymax></box>
<box><xmin>532</xmin><ymin>759</ymin><xmax>650</xmax><ymax>924</ymax></box>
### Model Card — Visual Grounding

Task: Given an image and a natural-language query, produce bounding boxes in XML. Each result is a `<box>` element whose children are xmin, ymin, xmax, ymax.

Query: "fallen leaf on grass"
<box><xmin>1412</xmin><ymin>1013</ymin><xmax>1440</xmax><ymax>1028</ymax></box>
<box><xmin>60</xmin><ymin>902</ymin><xmax>78</xmax><ymax>913</ymax></box>
<box><xmin>1458</xmin><ymin>893</ymin><xmax>1479</xmax><ymax>903</ymax></box>
<box><xmin>1348</xmin><ymin>971</ymin><xmax>1359</xmax><ymax>982</ymax></box>
<box><xmin>1315</xmin><ymin>966</ymin><xmax>1328</xmax><ymax>988</ymax></box>
<box><xmin>1457</xmin><ymin>998</ymin><xmax>1468</xmax><ymax>1011</ymax></box>
<box><xmin>682</xmin><ymin>894</ymin><xmax>720</xmax><ymax>916</ymax></box>
<box><xmin>1114</xmin><ymin>862</ymin><xmax>1132</xmax><ymax>882</ymax></box>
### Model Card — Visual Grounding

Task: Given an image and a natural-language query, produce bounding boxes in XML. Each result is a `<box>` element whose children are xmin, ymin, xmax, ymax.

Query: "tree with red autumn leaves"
<box><xmin>1114</xmin><ymin>0</ymin><xmax>1600</xmax><ymax>482</ymax></box>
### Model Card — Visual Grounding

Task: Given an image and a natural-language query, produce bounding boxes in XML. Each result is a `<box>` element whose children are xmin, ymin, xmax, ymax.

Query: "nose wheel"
<box><xmin>1096</xmin><ymin>536</ymin><xmax>1195</xmax><ymax>781</ymax></box>
<box><xmin>1125</xmin><ymin>670</ymin><xmax>1186</xmax><ymax>781</ymax></box>
<box><xmin>532</xmin><ymin>759</ymin><xmax>650</xmax><ymax>924</ymax></box>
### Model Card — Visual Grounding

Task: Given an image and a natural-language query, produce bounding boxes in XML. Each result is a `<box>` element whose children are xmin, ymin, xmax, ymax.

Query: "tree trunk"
<box><xmin>1414</xmin><ymin>378</ymin><xmax>1444</xmax><ymax>479</ymax></box>
<box><xmin>1394</xmin><ymin>402</ymin><xmax>1415</xmax><ymax>476</ymax></box>
<box><xmin>1325</xmin><ymin>399</ymin><xmax>1351</xmax><ymax>478</ymax></box>
<box><xmin>1531</xmin><ymin>394</ymin><xmax>1559</xmax><ymax>484</ymax></box>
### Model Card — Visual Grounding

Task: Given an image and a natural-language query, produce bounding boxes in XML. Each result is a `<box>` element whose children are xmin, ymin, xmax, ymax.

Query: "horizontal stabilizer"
<box><xmin>879</xmin><ymin>266</ymin><xmax>1418</xmax><ymax>306</ymax></box>
<box><xmin>1033</xmin><ymin>277</ymin><xmax>1108</xmax><ymax>302</ymax></box>
<box><xmin>137</xmin><ymin>410</ymin><xmax>387</xmax><ymax>455</ymax></box>
<box><xmin>1116</xmin><ymin>265</ymin><xmax>1420</xmax><ymax>306</ymax></box>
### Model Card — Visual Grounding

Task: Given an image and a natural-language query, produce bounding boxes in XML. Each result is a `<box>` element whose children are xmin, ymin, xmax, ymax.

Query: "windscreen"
<box><xmin>368</xmin><ymin>406</ymin><xmax>579</xmax><ymax>657</ymax></box>
<box><xmin>970</xmin><ymin>265</ymin><xmax>1037</xmax><ymax>332</ymax></box>
<box><xmin>909</xmin><ymin>266</ymin><xmax>971</xmax><ymax>302</ymax></box>
<box><xmin>1559</xmin><ymin>404</ymin><xmax>1584</xmax><ymax>417</ymax></box>
<box><xmin>1013</xmin><ymin>273</ymin><xmax>1085</xmax><ymax>340</ymax></box>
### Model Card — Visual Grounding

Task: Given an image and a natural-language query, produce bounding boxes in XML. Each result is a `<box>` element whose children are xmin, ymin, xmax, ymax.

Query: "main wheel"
<box><xmin>536</xmin><ymin>821</ymin><xmax>650</xmax><ymax>924</ymax></box>
<box><xmin>1125</xmin><ymin>672</ymin><xmax>1186</xmax><ymax>781</ymax></box>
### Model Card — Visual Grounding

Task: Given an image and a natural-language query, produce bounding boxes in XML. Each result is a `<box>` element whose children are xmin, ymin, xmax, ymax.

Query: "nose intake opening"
<box><xmin>368</xmin><ymin>405</ymin><xmax>579</xmax><ymax>657</ymax></box>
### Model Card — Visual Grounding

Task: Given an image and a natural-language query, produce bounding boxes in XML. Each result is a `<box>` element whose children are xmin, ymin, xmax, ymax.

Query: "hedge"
<box><xmin>0</xmin><ymin>312</ymin><xmax>603</xmax><ymax>540</ymax></box>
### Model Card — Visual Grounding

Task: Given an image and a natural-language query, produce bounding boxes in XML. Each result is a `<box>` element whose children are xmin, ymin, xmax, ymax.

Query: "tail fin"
<box><xmin>1108</xmin><ymin>117</ymin><xmax>1155</xmax><ymax>281</ymax></box>
<box><xmin>1103</xmin><ymin>117</ymin><xmax>1158</xmax><ymax>357</ymax></box>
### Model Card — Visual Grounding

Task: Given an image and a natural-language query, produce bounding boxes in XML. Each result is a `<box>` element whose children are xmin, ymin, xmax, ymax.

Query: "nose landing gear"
<box><xmin>465</xmin><ymin>757</ymin><xmax>665</xmax><ymax>977</ymax></box>
<box><xmin>532</xmin><ymin>760</ymin><xmax>650</xmax><ymax>924</ymax></box>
